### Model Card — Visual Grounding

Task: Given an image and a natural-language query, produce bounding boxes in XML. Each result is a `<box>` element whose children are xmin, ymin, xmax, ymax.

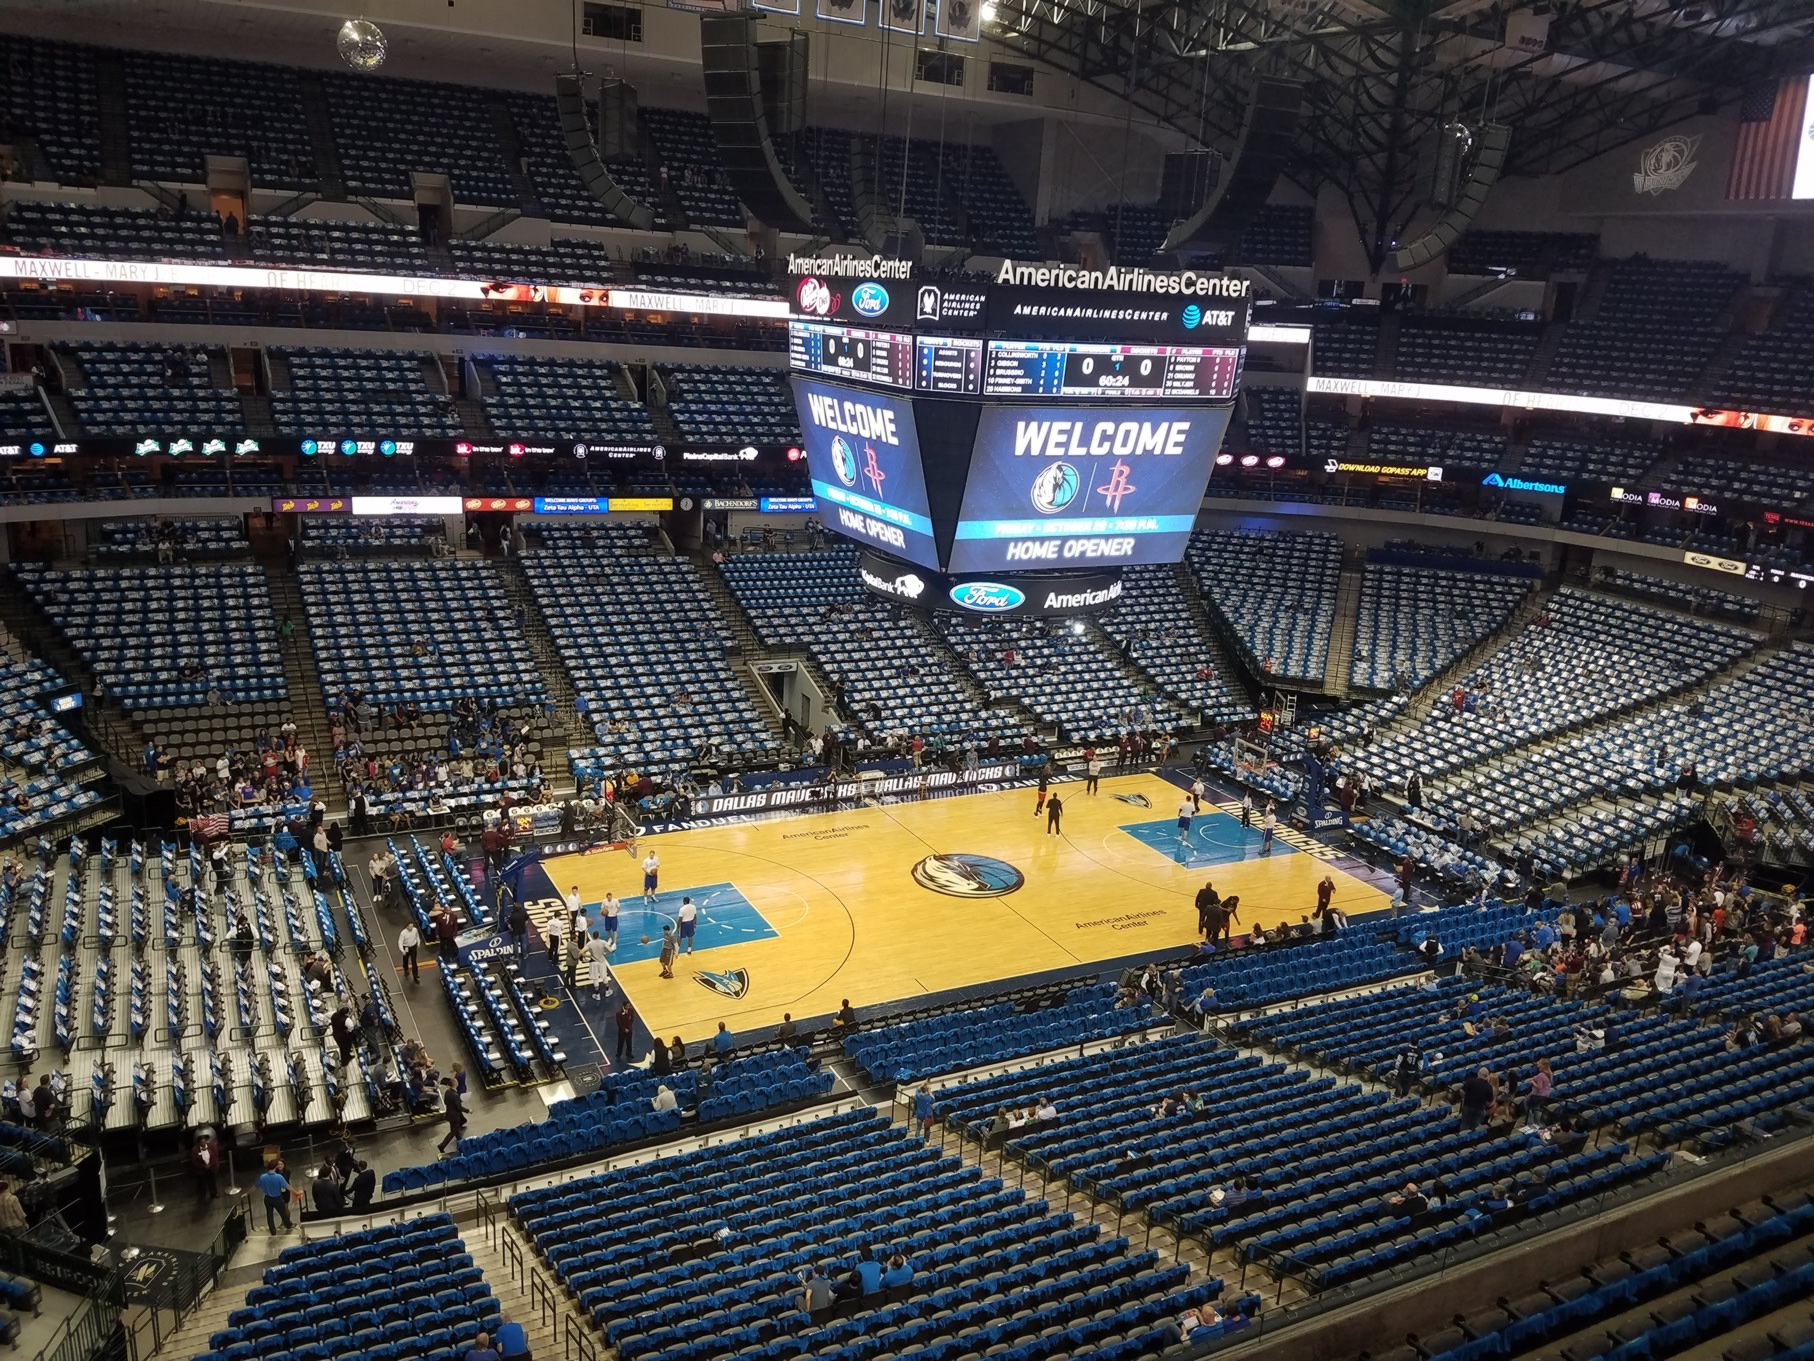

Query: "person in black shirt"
<box><xmin>348</xmin><ymin>1159</ymin><xmax>376</xmax><ymax>1210</ymax></box>
<box><xmin>1388</xmin><ymin>1181</ymin><xmax>1428</xmax><ymax>1216</ymax></box>
<box><xmin>313</xmin><ymin>1163</ymin><xmax>344</xmax><ymax>1214</ymax></box>
<box><xmin>1459</xmin><ymin>1067</ymin><xmax>1495</xmax><ymax>1130</ymax></box>
<box><xmin>1195</xmin><ymin>883</ymin><xmax>1221</xmax><ymax>936</ymax></box>
<box><xmin>436</xmin><ymin>1078</ymin><xmax>466</xmax><ymax>1155</ymax></box>
<box><xmin>1392</xmin><ymin>1044</ymin><xmax>1421</xmax><ymax>1098</ymax></box>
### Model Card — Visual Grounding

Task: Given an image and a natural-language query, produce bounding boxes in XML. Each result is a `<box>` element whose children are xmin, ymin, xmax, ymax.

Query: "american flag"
<box><xmin>190</xmin><ymin>812</ymin><xmax>230</xmax><ymax>842</ymax></box>
<box><xmin>1728</xmin><ymin>76</ymin><xmax>1813</xmax><ymax>200</ymax></box>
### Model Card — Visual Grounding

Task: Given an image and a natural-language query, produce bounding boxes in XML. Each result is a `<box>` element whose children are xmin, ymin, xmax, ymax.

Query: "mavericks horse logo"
<box><xmin>695</xmin><ymin>968</ymin><xmax>751</xmax><ymax>999</ymax></box>
<box><xmin>1112</xmin><ymin>793</ymin><xmax>1153</xmax><ymax>807</ymax></box>
<box><xmin>911</xmin><ymin>853</ymin><xmax>1025</xmax><ymax>898</ymax></box>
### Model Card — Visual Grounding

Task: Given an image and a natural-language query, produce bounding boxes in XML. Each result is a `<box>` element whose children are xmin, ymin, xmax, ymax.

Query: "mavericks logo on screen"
<box><xmin>911</xmin><ymin>853</ymin><xmax>1025</xmax><ymax>898</ymax></box>
<box><xmin>1030</xmin><ymin>462</ymin><xmax>1081</xmax><ymax>514</ymax></box>
<box><xmin>831</xmin><ymin>434</ymin><xmax>860</xmax><ymax>487</ymax></box>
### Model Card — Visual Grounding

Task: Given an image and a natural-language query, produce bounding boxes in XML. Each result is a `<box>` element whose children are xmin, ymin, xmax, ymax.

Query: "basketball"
<box><xmin>640</xmin><ymin>935</ymin><xmax>650</xmax><ymax>945</ymax></box>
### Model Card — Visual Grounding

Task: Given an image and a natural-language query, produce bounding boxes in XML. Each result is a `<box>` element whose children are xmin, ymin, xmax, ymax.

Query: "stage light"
<box><xmin>1069</xmin><ymin>621</ymin><xmax>1084</xmax><ymax>635</ymax></box>
<box><xmin>1239</xmin><ymin>454</ymin><xmax>1259</xmax><ymax>467</ymax></box>
<box><xmin>1215</xmin><ymin>453</ymin><xmax>1234</xmax><ymax>466</ymax></box>
<box><xmin>337</xmin><ymin>17</ymin><xmax>387</xmax><ymax>70</ymax></box>
<box><xmin>1264</xmin><ymin>455</ymin><xmax>1287</xmax><ymax>468</ymax></box>
<box><xmin>786</xmin><ymin>446</ymin><xmax>804</xmax><ymax>461</ymax></box>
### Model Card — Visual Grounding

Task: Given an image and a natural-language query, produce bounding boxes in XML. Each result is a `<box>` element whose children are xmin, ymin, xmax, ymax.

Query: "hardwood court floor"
<box><xmin>535</xmin><ymin>773</ymin><xmax>1392</xmax><ymax>1045</ymax></box>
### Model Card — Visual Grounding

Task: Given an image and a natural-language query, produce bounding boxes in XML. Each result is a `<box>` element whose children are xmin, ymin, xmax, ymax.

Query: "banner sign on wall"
<box><xmin>934</xmin><ymin>0</ymin><xmax>982</xmax><ymax>40</ymax></box>
<box><xmin>690</xmin><ymin>760</ymin><xmax>1025</xmax><ymax>820</ymax></box>
<box><xmin>880</xmin><ymin>0</ymin><xmax>924</xmax><ymax>32</ymax></box>
<box><xmin>858</xmin><ymin>551</ymin><xmax>1125</xmax><ymax>617</ymax></box>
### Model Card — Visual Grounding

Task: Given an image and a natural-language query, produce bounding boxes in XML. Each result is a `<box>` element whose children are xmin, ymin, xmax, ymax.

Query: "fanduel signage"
<box><xmin>994</xmin><ymin>262</ymin><xmax>1251</xmax><ymax>297</ymax></box>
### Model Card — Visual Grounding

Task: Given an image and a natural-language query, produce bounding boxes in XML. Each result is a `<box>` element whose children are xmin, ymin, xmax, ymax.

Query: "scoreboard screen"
<box><xmin>789</xmin><ymin>321</ymin><xmax>914</xmax><ymax>390</ymax></box>
<box><xmin>913</xmin><ymin>335</ymin><xmax>984</xmax><ymax>395</ymax></box>
<box><xmin>983</xmin><ymin>341</ymin><xmax>1243</xmax><ymax>401</ymax></box>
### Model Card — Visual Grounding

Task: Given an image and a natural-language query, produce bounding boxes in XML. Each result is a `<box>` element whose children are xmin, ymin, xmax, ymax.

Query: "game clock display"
<box><xmin>984</xmin><ymin>340</ymin><xmax>1243</xmax><ymax>401</ymax></box>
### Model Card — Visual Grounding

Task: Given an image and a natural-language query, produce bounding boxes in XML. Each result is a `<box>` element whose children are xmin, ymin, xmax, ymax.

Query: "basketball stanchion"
<box><xmin>147</xmin><ymin>1166</ymin><xmax>165</xmax><ymax>1214</ymax></box>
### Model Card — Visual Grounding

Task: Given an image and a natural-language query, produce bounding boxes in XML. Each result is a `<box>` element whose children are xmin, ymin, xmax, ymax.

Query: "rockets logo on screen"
<box><xmin>1097</xmin><ymin>462</ymin><xmax>1138</xmax><ymax>514</ymax></box>
<box><xmin>859</xmin><ymin>444</ymin><xmax>887</xmax><ymax>497</ymax></box>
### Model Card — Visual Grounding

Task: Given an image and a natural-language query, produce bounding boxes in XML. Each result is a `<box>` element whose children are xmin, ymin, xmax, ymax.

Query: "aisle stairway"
<box><xmin>261</xmin><ymin>563</ymin><xmax>337</xmax><ymax>768</ymax></box>
<box><xmin>1322</xmin><ymin>566</ymin><xmax>1364</xmax><ymax>698</ymax></box>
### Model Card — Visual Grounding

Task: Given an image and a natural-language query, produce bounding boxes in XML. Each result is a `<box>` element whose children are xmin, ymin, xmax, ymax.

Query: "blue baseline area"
<box><xmin>583</xmin><ymin>883</ymin><xmax>778</xmax><ymax>964</ymax></box>
<box><xmin>1119</xmin><ymin>810</ymin><xmax>1298</xmax><ymax>869</ymax></box>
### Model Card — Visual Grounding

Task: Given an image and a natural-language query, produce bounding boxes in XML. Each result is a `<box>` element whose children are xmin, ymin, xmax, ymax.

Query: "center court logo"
<box><xmin>695</xmin><ymin>968</ymin><xmax>751</xmax><ymax>999</ymax></box>
<box><xmin>911</xmin><ymin>853</ymin><xmax>1025</xmax><ymax>898</ymax></box>
<box><xmin>1112</xmin><ymin>793</ymin><xmax>1153</xmax><ymax>807</ymax></box>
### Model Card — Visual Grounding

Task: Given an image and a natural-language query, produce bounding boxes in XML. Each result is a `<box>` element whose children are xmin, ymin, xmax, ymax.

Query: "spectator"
<box><xmin>30</xmin><ymin>1075</ymin><xmax>56</xmax><ymax>1131</ymax></box>
<box><xmin>712</xmin><ymin>1022</ymin><xmax>733</xmax><ymax>1061</ymax></box>
<box><xmin>799</xmin><ymin>1263</ymin><xmax>835</xmax><ymax>1316</ymax></box>
<box><xmin>349</xmin><ymin>1159</ymin><xmax>376</xmax><ymax>1210</ymax></box>
<box><xmin>463</xmin><ymin>1332</ymin><xmax>501</xmax><ymax>1361</ymax></box>
<box><xmin>313</xmin><ymin>1162</ymin><xmax>344</xmax><ymax>1214</ymax></box>
<box><xmin>1458</xmin><ymin>1066</ymin><xmax>1495</xmax><ymax>1129</ymax></box>
<box><xmin>257</xmin><ymin>1161</ymin><xmax>293</xmax><ymax>1233</ymax></box>
<box><xmin>495</xmin><ymin>1317</ymin><xmax>530</xmax><ymax>1361</ymax></box>
<box><xmin>0</xmin><ymin>1181</ymin><xmax>24</xmax><ymax>1235</ymax></box>
<box><xmin>833</xmin><ymin>999</ymin><xmax>858</xmax><ymax>1033</ymax></box>
<box><xmin>912</xmin><ymin>1081</ymin><xmax>935</xmax><ymax>1138</ymax></box>
<box><xmin>652</xmin><ymin>1084</ymin><xmax>678</xmax><ymax>1113</ymax></box>
<box><xmin>436</xmin><ymin>1077</ymin><xmax>466</xmax><ymax>1155</ymax></box>
<box><xmin>1387</xmin><ymin>1181</ymin><xmax>1428</xmax><ymax>1216</ymax></box>
<box><xmin>1525</xmin><ymin>1059</ymin><xmax>1553</xmax><ymax>1120</ymax></box>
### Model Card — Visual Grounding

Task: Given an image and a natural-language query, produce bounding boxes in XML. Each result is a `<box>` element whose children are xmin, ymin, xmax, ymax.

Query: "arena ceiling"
<box><xmin>989</xmin><ymin>0</ymin><xmax>1814</xmax><ymax>262</ymax></box>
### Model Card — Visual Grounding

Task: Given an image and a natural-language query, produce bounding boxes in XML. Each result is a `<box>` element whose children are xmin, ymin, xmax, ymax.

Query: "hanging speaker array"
<box><xmin>1389</xmin><ymin>123</ymin><xmax>1512</xmax><ymax>272</ymax></box>
<box><xmin>1159</xmin><ymin>78</ymin><xmax>1306</xmax><ymax>257</ymax></box>
<box><xmin>699</xmin><ymin>13</ymin><xmax>816</xmax><ymax>233</ymax></box>
<box><xmin>555</xmin><ymin>73</ymin><xmax>655</xmax><ymax>231</ymax></box>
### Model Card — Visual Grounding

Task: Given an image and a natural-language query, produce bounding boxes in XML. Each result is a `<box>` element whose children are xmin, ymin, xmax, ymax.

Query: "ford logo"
<box><xmin>950</xmin><ymin>582</ymin><xmax>1026</xmax><ymax>612</ymax></box>
<box><xmin>852</xmin><ymin>282</ymin><xmax>891</xmax><ymax>317</ymax></box>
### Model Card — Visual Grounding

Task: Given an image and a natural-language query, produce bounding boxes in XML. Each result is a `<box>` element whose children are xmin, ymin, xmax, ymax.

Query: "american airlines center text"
<box><xmin>691</xmin><ymin>763</ymin><xmax>1024</xmax><ymax>820</ymax></box>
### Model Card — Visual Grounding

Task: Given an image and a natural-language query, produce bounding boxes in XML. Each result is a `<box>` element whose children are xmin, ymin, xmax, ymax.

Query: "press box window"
<box><xmin>988</xmin><ymin>61</ymin><xmax>1034</xmax><ymax>96</ymax></box>
<box><xmin>583</xmin><ymin>3</ymin><xmax>642</xmax><ymax>41</ymax></box>
<box><xmin>916</xmin><ymin>50</ymin><xmax>965</xmax><ymax>86</ymax></box>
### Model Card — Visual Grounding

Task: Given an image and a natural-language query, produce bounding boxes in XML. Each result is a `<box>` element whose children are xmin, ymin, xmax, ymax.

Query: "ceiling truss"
<box><xmin>988</xmin><ymin>0</ymin><xmax>1814</xmax><ymax>269</ymax></box>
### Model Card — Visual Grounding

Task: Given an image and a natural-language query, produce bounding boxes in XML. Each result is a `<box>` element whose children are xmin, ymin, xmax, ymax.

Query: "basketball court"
<box><xmin>513</xmin><ymin>772</ymin><xmax>1393</xmax><ymax>1046</ymax></box>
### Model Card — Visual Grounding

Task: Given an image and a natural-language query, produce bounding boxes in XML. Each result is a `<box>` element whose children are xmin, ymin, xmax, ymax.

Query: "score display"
<box><xmin>789</xmin><ymin>322</ymin><xmax>914</xmax><ymax>389</ymax></box>
<box><xmin>983</xmin><ymin>341</ymin><xmax>1243</xmax><ymax>401</ymax></box>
